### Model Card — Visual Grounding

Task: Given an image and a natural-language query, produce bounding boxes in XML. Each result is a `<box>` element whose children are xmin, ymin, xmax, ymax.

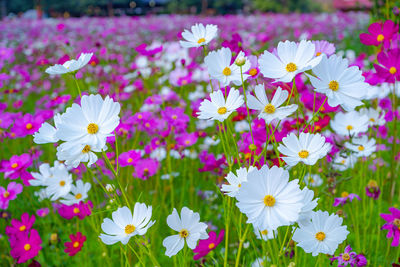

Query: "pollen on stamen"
<box><xmin>264</xmin><ymin>104</ymin><xmax>275</xmax><ymax>114</ymax></box>
<box><xmin>222</xmin><ymin>67</ymin><xmax>231</xmax><ymax>76</ymax></box>
<box><xmin>218</xmin><ymin>107</ymin><xmax>227</xmax><ymax>115</ymax></box>
<box><xmin>389</xmin><ymin>67</ymin><xmax>397</xmax><ymax>74</ymax></box>
<box><xmin>329</xmin><ymin>80</ymin><xmax>339</xmax><ymax>91</ymax></box>
<box><xmin>197</xmin><ymin>38</ymin><xmax>206</xmax><ymax>44</ymax></box>
<box><xmin>285</xmin><ymin>62</ymin><xmax>297</xmax><ymax>72</ymax></box>
<box><xmin>315</xmin><ymin>231</ymin><xmax>326</xmax><ymax>241</ymax></box>
<box><xmin>75</xmin><ymin>193</ymin><xmax>82</xmax><ymax>199</ymax></box>
<box><xmin>82</xmin><ymin>145</ymin><xmax>91</xmax><ymax>153</ymax></box>
<box><xmin>179</xmin><ymin>229</ymin><xmax>189</xmax><ymax>238</ymax></box>
<box><xmin>87</xmin><ymin>123</ymin><xmax>99</xmax><ymax>134</ymax></box>
<box><xmin>125</xmin><ymin>224</ymin><xmax>136</xmax><ymax>234</ymax></box>
<box><xmin>298</xmin><ymin>150</ymin><xmax>309</xmax><ymax>159</ymax></box>
<box><xmin>263</xmin><ymin>195</ymin><xmax>276</xmax><ymax>207</ymax></box>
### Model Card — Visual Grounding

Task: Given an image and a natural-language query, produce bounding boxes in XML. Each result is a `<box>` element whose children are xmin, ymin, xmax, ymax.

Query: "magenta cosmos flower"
<box><xmin>359</xmin><ymin>20</ymin><xmax>399</xmax><ymax>48</ymax></box>
<box><xmin>9</xmin><ymin>229</ymin><xmax>42</xmax><ymax>264</ymax></box>
<box><xmin>132</xmin><ymin>158</ymin><xmax>159</xmax><ymax>179</ymax></box>
<box><xmin>193</xmin><ymin>230</ymin><xmax>224</xmax><ymax>260</ymax></box>
<box><xmin>374</xmin><ymin>49</ymin><xmax>400</xmax><ymax>83</ymax></box>
<box><xmin>64</xmin><ymin>232</ymin><xmax>86</xmax><ymax>256</ymax></box>
<box><xmin>365</xmin><ymin>180</ymin><xmax>380</xmax><ymax>200</ymax></box>
<box><xmin>5</xmin><ymin>213</ymin><xmax>35</xmax><ymax>241</ymax></box>
<box><xmin>118</xmin><ymin>150</ymin><xmax>142</xmax><ymax>167</ymax></box>
<box><xmin>333</xmin><ymin>192</ymin><xmax>361</xmax><ymax>207</ymax></box>
<box><xmin>0</xmin><ymin>153</ymin><xmax>33</xmax><ymax>185</ymax></box>
<box><xmin>0</xmin><ymin>182</ymin><xmax>23</xmax><ymax>209</ymax></box>
<box><xmin>330</xmin><ymin>245</ymin><xmax>367</xmax><ymax>267</ymax></box>
<box><xmin>380</xmin><ymin>207</ymin><xmax>400</xmax><ymax>246</ymax></box>
<box><xmin>58</xmin><ymin>201</ymin><xmax>93</xmax><ymax>220</ymax></box>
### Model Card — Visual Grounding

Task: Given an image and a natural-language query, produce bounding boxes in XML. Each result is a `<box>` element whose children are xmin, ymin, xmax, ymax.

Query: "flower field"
<box><xmin>0</xmin><ymin>12</ymin><xmax>399</xmax><ymax>266</ymax></box>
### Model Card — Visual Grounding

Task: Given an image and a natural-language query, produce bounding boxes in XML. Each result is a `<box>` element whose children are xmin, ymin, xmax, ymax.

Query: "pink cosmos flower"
<box><xmin>119</xmin><ymin>150</ymin><xmax>142</xmax><ymax>167</ymax></box>
<box><xmin>365</xmin><ymin>180</ymin><xmax>380</xmax><ymax>200</ymax></box>
<box><xmin>0</xmin><ymin>182</ymin><xmax>23</xmax><ymax>209</ymax></box>
<box><xmin>374</xmin><ymin>49</ymin><xmax>400</xmax><ymax>83</ymax></box>
<box><xmin>333</xmin><ymin>192</ymin><xmax>361</xmax><ymax>206</ymax></box>
<box><xmin>330</xmin><ymin>245</ymin><xmax>366</xmax><ymax>267</ymax></box>
<box><xmin>58</xmin><ymin>201</ymin><xmax>93</xmax><ymax>220</ymax></box>
<box><xmin>161</xmin><ymin>107</ymin><xmax>189</xmax><ymax>133</ymax></box>
<box><xmin>359</xmin><ymin>20</ymin><xmax>399</xmax><ymax>48</ymax></box>
<box><xmin>380</xmin><ymin>207</ymin><xmax>400</xmax><ymax>246</ymax></box>
<box><xmin>9</xmin><ymin>229</ymin><xmax>42</xmax><ymax>264</ymax></box>
<box><xmin>5</xmin><ymin>213</ymin><xmax>36</xmax><ymax>238</ymax></box>
<box><xmin>132</xmin><ymin>158</ymin><xmax>159</xmax><ymax>180</ymax></box>
<box><xmin>10</xmin><ymin>113</ymin><xmax>44</xmax><ymax>138</ymax></box>
<box><xmin>64</xmin><ymin>232</ymin><xmax>86</xmax><ymax>256</ymax></box>
<box><xmin>246</xmin><ymin>55</ymin><xmax>260</xmax><ymax>79</ymax></box>
<box><xmin>313</xmin><ymin>40</ymin><xmax>336</xmax><ymax>56</ymax></box>
<box><xmin>0</xmin><ymin>153</ymin><xmax>33</xmax><ymax>185</ymax></box>
<box><xmin>36</xmin><ymin>208</ymin><xmax>49</xmax><ymax>217</ymax></box>
<box><xmin>176</xmin><ymin>132</ymin><xmax>198</xmax><ymax>148</ymax></box>
<box><xmin>193</xmin><ymin>230</ymin><xmax>224</xmax><ymax>260</ymax></box>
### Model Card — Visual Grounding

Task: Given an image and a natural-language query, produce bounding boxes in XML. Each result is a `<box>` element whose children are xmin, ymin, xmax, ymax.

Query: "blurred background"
<box><xmin>1</xmin><ymin>0</ymin><xmax>399</xmax><ymax>19</ymax></box>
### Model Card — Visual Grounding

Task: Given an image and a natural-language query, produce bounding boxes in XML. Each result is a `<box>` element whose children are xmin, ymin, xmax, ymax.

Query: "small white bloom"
<box><xmin>45</xmin><ymin>53</ymin><xmax>93</xmax><ymax>75</ymax></box>
<box><xmin>33</xmin><ymin>114</ymin><xmax>61</xmax><ymax>144</ymax></box>
<box><xmin>296</xmin><ymin>187</ymin><xmax>318</xmax><ymax>225</ymax></box>
<box><xmin>253</xmin><ymin>226</ymin><xmax>277</xmax><ymax>241</ymax></box>
<box><xmin>60</xmin><ymin>180</ymin><xmax>91</xmax><ymax>205</ymax></box>
<box><xmin>163</xmin><ymin>207</ymin><xmax>208</xmax><ymax>257</ymax></box>
<box><xmin>278</xmin><ymin>132</ymin><xmax>331</xmax><ymax>167</ymax></box>
<box><xmin>358</xmin><ymin>107</ymin><xmax>385</xmax><ymax>127</ymax></box>
<box><xmin>204</xmin><ymin>47</ymin><xmax>250</xmax><ymax>86</ymax></box>
<box><xmin>345</xmin><ymin>135</ymin><xmax>376</xmax><ymax>158</ymax></box>
<box><xmin>236</xmin><ymin>165</ymin><xmax>304</xmax><ymax>230</ymax></box>
<box><xmin>198</xmin><ymin>88</ymin><xmax>244</xmax><ymax>122</ymax></box>
<box><xmin>259</xmin><ymin>40</ymin><xmax>322</xmax><ymax>83</ymax></box>
<box><xmin>247</xmin><ymin>85</ymin><xmax>297</xmax><ymax>123</ymax></box>
<box><xmin>44</xmin><ymin>164</ymin><xmax>73</xmax><ymax>201</ymax></box>
<box><xmin>308</xmin><ymin>54</ymin><xmax>368</xmax><ymax>111</ymax></box>
<box><xmin>292</xmin><ymin>210</ymin><xmax>349</xmax><ymax>256</ymax></box>
<box><xmin>57</xmin><ymin>143</ymin><xmax>102</xmax><ymax>168</ymax></box>
<box><xmin>30</xmin><ymin>163</ymin><xmax>52</xmax><ymax>186</ymax></box>
<box><xmin>332</xmin><ymin>154</ymin><xmax>356</xmax><ymax>171</ymax></box>
<box><xmin>99</xmin><ymin>204</ymin><xmax>155</xmax><ymax>245</ymax></box>
<box><xmin>304</xmin><ymin>173</ymin><xmax>323</xmax><ymax>187</ymax></box>
<box><xmin>221</xmin><ymin>166</ymin><xmax>256</xmax><ymax>197</ymax></box>
<box><xmin>330</xmin><ymin>111</ymin><xmax>369</xmax><ymax>136</ymax></box>
<box><xmin>180</xmin><ymin>23</ymin><xmax>218</xmax><ymax>48</ymax></box>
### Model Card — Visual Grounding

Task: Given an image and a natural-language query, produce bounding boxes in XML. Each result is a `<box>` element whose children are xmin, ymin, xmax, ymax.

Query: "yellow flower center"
<box><xmin>145</xmin><ymin>122</ymin><xmax>150</xmax><ymax>128</ymax></box>
<box><xmin>377</xmin><ymin>34</ymin><xmax>384</xmax><ymax>42</ymax></box>
<box><xmin>24</xmin><ymin>243</ymin><xmax>31</xmax><ymax>251</ymax></box>
<box><xmin>329</xmin><ymin>80</ymin><xmax>339</xmax><ymax>91</ymax></box>
<box><xmin>218</xmin><ymin>107</ymin><xmax>227</xmax><ymax>115</ymax></box>
<box><xmin>370</xmin><ymin>118</ymin><xmax>375</xmax><ymax>122</ymax></box>
<box><xmin>222</xmin><ymin>67</ymin><xmax>231</xmax><ymax>76</ymax></box>
<box><xmin>59</xmin><ymin>180</ymin><xmax>66</xmax><ymax>186</ymax></box>
<box><xmin>264</xmin><ymin>104</ymin><xmax>275</xmax><ymax>114</ymax></box>
<box><xmin>263</xmin><ymin>195</ymin><xmax>276</xmax><ymax>207</ymax></box>
<box><xmin>19</xmin><ymin>225</ymin><xmax>26</xmax><ymax>231</ymax></box>
<box><xmin>75</xmin><ymin>193</ymin><xmax>82</xmax><ymax>199</ymax></box>
<box><xmin>367</xmin><ymin>180</ymin><xmax>378</xmax><ymax>187</ymax></box>
<box><xmin>138</xmin><ymin>114</ymin><xmax>143</xmax><ymax>119</ymax></box>
<box><xmin>73</xmin><ymin>207</ymin><xmax>80</xmax><ymax>214</ymax></box>
<box><xmin>341</xmin><ymin>191</ymin><xmax>349</xmax><ymax>198</ymax></box>
<box><xmin>298</xmin><ymin>150</ymin><xmax>309</xmax><ymax>159</ymax></box>
<box><xmin>249</xmin><ymin>68</ymin><xmax>258</xmax><ymax>76</ymax></box>
<box><xmin>285</xmin><ymin>62</ymin><xmax>297</xmax><ymax>72</ymax></box>
<box><xmin>25</xmin><ymin>123</ymin><xmax>33</xmax><ymax>130</ymax></box>
<box><xmin>73</xmin><ymin>241</ymin><xmax>80</xmax><ymax>248</ymax></box>
<box><xmin>179</xmin><ymin>229</ymin><xmax>189</xmax><ymax>238</ymax></box>
<box><xmin>261</xmin><ymin>229</ymin><xmax>268</xmax><ymax>235</ymax></box>
<box><xmin>125</xmin><ymin>224</ymin><xmax>136</xmax><ymax>234</ymax></box>
<box><xmin>315</xmin><ymin>231</ymin><xmax>326</xmax><ymax>241</ymax></box>
<box><xmin>172</xmin><ymin>115</ymin><xmax>177</xmax><ymax>120</ymax></box>
<box><xmin>3</xmin><ymin>191</ymin><xmax>10</xmax><ymax>198</ymax></box>
<box><xmin>197</xmin><ymin>38</ymin><xmax>206</xmax><ymax>44</ymax></box>
<box><xmin>316</xmin><ymin>52</ymin><xmax>322</xmax><ymax>56</ymax></box>
<box><xmin>346</xmin><ymin>125</ymin><xmax>353</xmax><ymax>131</ymax></box>
<box><xmin>238</xmin><ymin>183</ymin><xmax>241</xmax><ymax>188</ymax></box>
<box><xmin>127</xmin><ymin>158</ymin><xmax>133</xmax><ymax>163</ymax></box>
<box><xmin>342</xmin><ymin>253</ymin><xmax>350</xmax><ymax>261</ymax></box>
<box><xmin>208</xmin><ymin>243</ymin><xmax>215</xmax><ymax>249</ymax></box>
<box><xmin>358</xmin><ymin>145</ymin><xmax>365</xmax><ymax>151</ymax></box>
<box><xmin>11</xmin><ymin>163</ymin><xmax>18</xmax><ymax>169</ymax></box>
<box><xmin>393</xmin><ymin>219</ymin><xmax>400</xmax><ymax>226</ymax></box>
<box><xmin>389</xmin><ymin>67</ymin><xmax>397</xmax><ymax>74</ymax></box>
<box><xmin>87</xmin><ymin>123</ymin><xmax>99</xmax><ymax>134</ymax></box>
<box><xmin>82</xmin><ymin>145</ymin><xmax>91</xmax><ymax>153</ymax></box>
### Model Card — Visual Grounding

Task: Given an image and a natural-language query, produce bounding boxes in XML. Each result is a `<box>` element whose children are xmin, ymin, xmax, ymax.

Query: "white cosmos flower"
<box><xmin>180</xmin><ymin>23</ymin><xmax>218</xmax><ymax>48</ymax></box>
<box><xmin>292</xmin><ymin>210</ymin><xmax>349</xmax><ymax>256</ymax></box>
<box><xmin>236</xmin><ymin>165</ymin><xmax>304</xmax><ymax>230</ymax></box>
<box><xmin>277</xmin><ymin>132</ymin><xmax>331</xmax><ymax>167</ymax></box>
<box><xmin>296</xmin><ymin>187</ymin><xmax>318</xmax><ymax>225</ymax></box>
<box><xmin>345</xmin><ymin>135</ymin><xmax>376</xmax><ymax>158</ymax></box>
<box><xmin>99</xmin><ymin>204</ymin><xmax>155</xmax><ymax>245</ymax></box>
<box><xmin>44</xmin><ymin>164</ymin><xmax>73</xmax><ymax>201</ymax></box>
<box><xmin>197</xmin><ymin>88</ymin><xmax>244</xmax><ymax>122</ymax></box>
<box><xmin>45</xmin><ymin>53</ymin><xmax>93</xmax><ymax>75</ymax></box>
<box><xmin>204</xmin><ymin>47</ymin><xmax>250</xmax><ymax>86</ymax></box>
<box><xmin>330</xmin><ymin>111</ymin><xmax>369</xmax><ymax>136</ymax></box>
<box><xmin>332</xmin><ymin>154</ymin><xmax>356</xmax><ymax>171</ymax></box>
<box><xmin>254</xmin><ymin>225</ymin><xmax>277</xmax><ymax>241</ymax></box>
<box><xmin>304</xmin><ymin>173</ymin><xmax>323</xmax><ymax>187</ymax></box>
<box><xmin>56</xmin><ymin>142</ymin><xmax>103</xmax><ymax>168</ymax></box>
<box><xmin>247</xmin><ymin>85</ymin><xmax>297</xmax><ymax>123</ymax></box>
<box><xmin>56</xmin><ymin>94</ymin><xmax>121</xmax><ymax>150</ymax></box>
<box><xmin>60</xmin><ymin>180</ymin><xmax>91</xmax><ymax>205</ymax></box>
<box><xmin>258</xmin><ymin>40</ymin><xmax>322</xmax><ymax>83</ymax></box>
<box><xmin>30</xmin><ymin>163</ymin><xmax>52</xmax><ymax>186</ymax></box>
<box><xmin>359</xmin><ymin>107</ymin><xmax>385</xmax><ymax>127</ymax></box>
<box><xmin>221</xmin><ymin>166</ymin><xmax>256</xmax><ymax>197</ymax></box>
<box><xmin>308</xmin><ymin>54</ymin><xmax>368</xmax><ymax>111</ymax></box>
<box><xmin>163</xmin><ymin>207</ymin><xmax>208</xmax><ymax>257</ymax></box>
<box><xmin>33</xmin><ymin>114</ymin><xmax>61</xmax><ymax>144</ymax></box>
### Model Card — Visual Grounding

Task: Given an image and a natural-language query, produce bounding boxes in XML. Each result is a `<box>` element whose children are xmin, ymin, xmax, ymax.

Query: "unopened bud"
<box><xmin>235</xmin><ymin>56</ymin><xmax>246</xmax><ymax>66</ymax></box>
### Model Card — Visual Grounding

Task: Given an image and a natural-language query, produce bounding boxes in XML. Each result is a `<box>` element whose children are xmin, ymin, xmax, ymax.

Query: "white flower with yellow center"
<box><xmin>56</xmin><ymin>142</ymin><xmax>103</xmax><ymax>168</ymax></box>
<box><xmin>197</xmin><ymin>88</ymin><xmax>244</xmax><ymax>122</ymax></box>
<box><xmin>180</xmin><ymin>23</ymin><xmax>218</xmax><ymax>48</ymax></box>
<box><xmin>292</xmin><ymin>210</ymin><xmax>349</xmax><ymax>256</ymax></box>
<box><xmin>221</xmin><ymin>166</ymin><xmax>256</xmax><ymax>197</ymax></box>
<box><xmin>99</xmin><ymin>204</ymin><xmax>155</xmax><ymax>245</ymax></box>
<box><xmin>163</xmin><ymin>207</ymin><xmax>208</xmax><ymax>257</ymax></box>
<box><xmin>330</xmin><ymin>111</ymin><xmax>369</xmax><ymax>136</ymax></box>
<box><xmin>258</xmin><ymin>40</ymin><xmax>322</xmax><ymax>83</ymax></box>
<box><xmin>304</xmin><ymin>173</ymin><xmax>323</xmax><ymax>187</ymax></box>
<box><xmin>345</xmin><ymin>135</ymin><xmax>376</xmax><ymax>158</ymax></box>
<box><xmin>30</xmin><ymin>163</ymin><xmax>52</xmax><ymax>187</ymax></box>
<box><xmin>204</xmin><ymin>47</ymin><xmax>250</xmax><ymax>86</ymax></box>
<box><xmin>33</xmin><ymin>114</ymin><xmax>61</xmax><ymax>144</ymax></box>
<box><xmin>254</xmin><ymin>225</ymin><xmax>277</xmax><ymax>241</ymax></box>
<box><xmin>45</xmin><ymin>53</ymin><xmax>93</xmax><ymax>75</ymax></box>
<box><xmin>247</xmin><ymin>85</ymin><xmax>298</xmax><ymax>123</ymax></box>
<box><xmin>308</xmin><ymin>54</ymin><xmax>368</xmax><ymax>111</ymax></box>
<box><xmin>60</xmin><ymin>180</ymin><xmax>91</xmax><ymax>205</ymax></box>
<box><xmin>56</xmin><ymin>94</ymin><xmax>121</xmax><ymax>150</ymax></box>
<box><xmin>359</xmin><ymin>107</ymin><xmax>385</xmax><ymax>127</ymax></box>
<box><xmin>332</xmin><ymin>154</ymin><xmax>356</xmax><ymax>171</ymax></box>
<box><xmin>43</xmin><ymin>164</ymin><xmax>72</xmax><ymax>201</ymax></box>
<box><xmin>235</xmin><ymin>165</ymin><xmax>304</xmax><ymax>230</ymax></box>
<box><xmin>277</xmin><ymin>132</ymin><xmax>331</xmax><ymax>167</ymax></box>
<box><xmin>296</xmin><ymin>187</ymin><xmax>319</xmax><ymax>225</ymax></box>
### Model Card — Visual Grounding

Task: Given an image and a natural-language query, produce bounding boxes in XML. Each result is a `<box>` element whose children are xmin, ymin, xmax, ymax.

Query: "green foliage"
<box><xmin>251</xmin><ymin>0</ymin><xmax>323</xmax><ymax>13</ymax></box>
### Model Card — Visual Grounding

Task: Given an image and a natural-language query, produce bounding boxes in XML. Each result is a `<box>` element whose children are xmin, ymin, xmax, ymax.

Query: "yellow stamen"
<box><xmin>285</xmin><ymin>62</ymin><xmax>297</xmax><ymax>72</ymax></box>
<box><xmin>11</xmin><ymin>163</ymin><xmax>18</xmax><ymax>169</ymax></box>
<box><xmin>59</xmin><ymin>181</ymin><xmax>66</xmax><ymax>186</ymax></box>
<box><xmin>342</xmin><ymin>253</ymin><xmax>350</xmax><ymax>261</ymax></box>
<box><xmin>358</xmin><ymin>145</ymin><xmax>365</xmax><ymax>151</ymax></box>
<box><xmin>341</xmin><ymin>191</ymin><xmax>349</xmax><ymax>198</ymax></box>
<box><xmin>328</xmin><ymin>80</ymin><xmax>339</xmax><ymax>91</ymax></box>
<box><xmin>346</xmin><ymin>125</ymin><xmax>353</xmax><ymax>131</ymax></box>
<box><xmin>377</xmin><ymin>34</ymin><xmax>384</xmax><ymax>42</ymax></box>
<box><xmin>25</xmin><ymin>123</ymin><xmax>33</xmax><ymax>130</ymax></box>
<box><xmin>261</xmin><ymin>229</ymin><xmax>268</xmax><ymax>235</ymax></box>
<box><xmin>73</xmin><ymin>241</ymin><xmax>80</xmax><ymax>248</ymax></box>
<box><xmin>197</xmin><ymin>38</ymin><xmax>206</xmax><ymax>44</ymax></box>
<box><xmin>264</xmin><ymin>104</ymin><xmax>275</xmax><ymax>114</ymax></box>
<box><xmin>316</xmin><ymin>52</ymin><xmax>322</xmax><ymax>56</ymax></box>
<box><xmin>73</xmin><ymin>207</ymin><xmax>80</xmax><ymax>214</ymax></box>
<box><xmin>315</xmin><ymin>231</ymin><xmax>326</xmax><ymax>241</ymax></box>
<box><xmin>3</xmin><ymin>191</ymin><xmax>10</xmax><ymax>198</ymax></box>
<box><xmin>87</xmin><ymin>123</ymin><xmax>99</xmax><ymax>134</ymax></box>
<box><xmin>82</xmin><ymin>145</ymin><xmax>91</xmax><ymax>153</ymax></box>
<box><xmin>222</xmin><ymin>67</ymin><xmax>231</xmax><ymax>76</ymax></box>
<box><xmin>298</xmin><ymin>150</ymin><xmax>309</xmax><ymax>159</ymax></box>
<box><xmin>217</xmin><ymin>107</ymin><xmax>227</xmax><ymax>115</ymax></box>
<box><xmin>249</xmin><ymin>68</ymin><xmax>258</xmax><ymax>76</ymax></box>
<box><xmin>19</xmin><ymin>225</ymin><xmax>26</xmax><ymax>231</ymax></box>
<box><xmin>75</xmin><ymin>193</ymin><xmax>82</xmax><ymax>199</ymax></box>
<box><xmin>389</xmin><ymin>67</ymin><xmax>397</xmax><ymax>74</ymax></box>
<box><xmin>125</xmin><ymin>224</ymin><xmax>136</xmax><ymax>234</ymax></box>
<box><xmin>208</xmin><ymin>243</ymin><xmax>215</xmax><ymax>249</ymax></box>
<box><xmin>24</xmin><ymin>244</ymin><xmax>31</xmax><ymax>251</ymax></box>
<box><xmin>263</xmin><ymin>195</ymin><xmax>276</xmax><ymax>207</ymax></box>
<box><xmin>179</xmin><ymin>229</ymin><xmax>189</xmax><ymax>238</ymax></box>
